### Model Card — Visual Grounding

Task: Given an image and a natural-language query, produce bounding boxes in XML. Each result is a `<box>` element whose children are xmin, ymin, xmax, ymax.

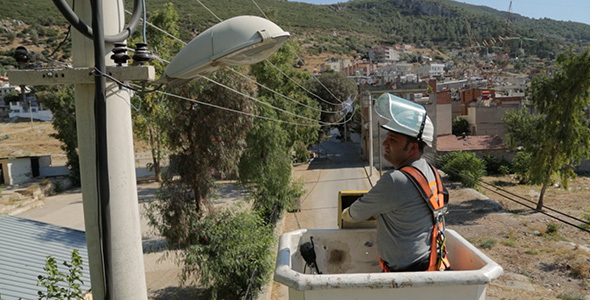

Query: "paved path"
<box><xmin>270</xmin><ymin>139</ymin><xmax>380</xmax><ymax>299</ymax></box>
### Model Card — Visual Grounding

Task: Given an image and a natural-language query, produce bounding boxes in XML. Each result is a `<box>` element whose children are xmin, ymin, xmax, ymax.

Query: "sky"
<box><xmin>290</xmin><ymin>0</ymin><xmax>590</xmax><ymax>25</ymax></box>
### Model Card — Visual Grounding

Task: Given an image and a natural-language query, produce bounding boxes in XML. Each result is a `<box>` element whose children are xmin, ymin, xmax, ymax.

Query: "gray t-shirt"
<box><xmin>349</xmin><ymin>158</ymin><xmax>434</xmax><ymax>270</ymax></box>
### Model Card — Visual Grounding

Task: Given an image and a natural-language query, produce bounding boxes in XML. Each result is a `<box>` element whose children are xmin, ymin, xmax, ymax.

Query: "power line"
<box><xmin>198</xmin><ymin>74</ymin><xmax>350</xmax><ymax>125</ymax></box>
<box><xmin>422</xmin><ymin>153</ymin><xmax>590</xmax><ymax>234</ymax></box>
<box><xmin>155</xmin><ymin>88</ymin><xmax>320</xmax><ymax>127</ymax></box>
<box><xmin>248</xmin><ymin>0</ymin><xmax>347</xmax><ymax>104</ymax></box>
<box><xmin>192</xmin><ymin>0</ymin><xmax>348</xmax><ymax>106</ymax></box>
<box><xmin>124</xmin><ymin>6</ymin><xmax>356</xmax><ymax>126</ymax></box>
<box><xmin>228</xmin><ymin>67</ymin><xmax>348</xmax><ymax>114</ymax></box>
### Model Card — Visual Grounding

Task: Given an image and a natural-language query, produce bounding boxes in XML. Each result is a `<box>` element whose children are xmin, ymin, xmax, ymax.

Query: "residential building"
<box><xmin>414</xmin><ymin>63</ymin><xmax>445</xmax><ymax>79</ymax></box>
<box><xmin>368</xmin><ymin>47</ymin><xmax>400</xmax><ymax>64</ymax></box>
<box><xmin>322</xmin><ymin>58</ymin><xmax>354</xmax><ymax>73</ymax></box>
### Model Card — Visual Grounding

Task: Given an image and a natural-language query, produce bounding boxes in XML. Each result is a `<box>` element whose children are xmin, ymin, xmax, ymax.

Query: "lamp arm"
<box><xmin>52</xmin><ymin>0</ymin><xmax>142</xmax><ymax>43</ymax></box>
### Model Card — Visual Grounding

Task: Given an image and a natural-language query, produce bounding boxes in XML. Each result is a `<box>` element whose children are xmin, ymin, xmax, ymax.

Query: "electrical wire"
<box><xmin>248</xmin><ymin>0</ymin><xmax>347</xmax><ymax>104</ymax></box>
<box><xmin>52</xmin><ymin>0</ymin><xmax>142</xmax><ymax>42</ymax></box>
<box><xmin>192</xmin><ymin>0</ymin><xmax>348</xmax><ymax>107</ymax></box>
<box><xmin>155</xmin><ymin>88</ymin><xmax>319</xmax><ymax>127</ymax></box>
<box><xmin>421</xmin><ymin>153</ymin><xmax>590</xmax><ymax>234</ymax></box>
<box><xmin>119</xmin><ymin>9</ymin><xmax>357</xmax><ymax>126</ymax></box>
<box><xmin>228</xmin><ymin>67</ymin><xmax>349</xmax><ymax>114</ymax></box>
<box><xmin>141</xmin><ymin>0</ymin><xmax>147</xmax><ymax>44</ymax></box>
<box><xmin>198</xmin><ymin>75</ymin><xmax>343</xmax><ymax>125</ymax></box>
<box><xmin>265</xmin><ymin>60</ymin><xmax>343</xmax><ymax>106</ymax></box>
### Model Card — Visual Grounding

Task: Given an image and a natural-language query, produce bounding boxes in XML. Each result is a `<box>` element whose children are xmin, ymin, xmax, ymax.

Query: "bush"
<box><xmin>293</xmin><ymin>141</ymin><xmax>310</xmax><ymax>163</ymax></box>
<box><xmin>178</xmin><ymin>209</ymin><xmax>274</xmax><ymax>300</ymax></box>
<box><xmin>482</xmin><ymin>155</ymin><xmax>512</xmax><ymax>175</ymax></box>
<box><xmin>512</xmin><ymin>151</ymin><xmax>533</xmax><ymax>184</ymax></box>
<box><xmin>438</xmin><ymin>151</ymin><xmax>486</xmax><ymax>188</ymax></box>
<box><xmin>452</xmin><ymin>116</ymin><xmax>471</xmax><ymax>136</ymax></box>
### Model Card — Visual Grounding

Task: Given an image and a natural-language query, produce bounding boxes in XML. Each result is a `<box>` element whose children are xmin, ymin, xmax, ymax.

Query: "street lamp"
<box><xmin>163</xmin><ymin>15</ymin><xmax>290</xmax><ymax>81</ymax></box>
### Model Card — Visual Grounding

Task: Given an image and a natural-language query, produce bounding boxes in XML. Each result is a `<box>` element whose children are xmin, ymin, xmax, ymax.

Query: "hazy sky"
<box><xmin>289</xmin><ymin>0</ymin><xmax>590</xmax><ymax>25</ymax></box>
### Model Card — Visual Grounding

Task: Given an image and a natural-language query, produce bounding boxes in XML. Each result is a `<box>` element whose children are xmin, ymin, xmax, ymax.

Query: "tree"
<box><xmin>527</xmin><ymin>49</ymin><xmax>590</xmax><ymax>210</ymax></box>
<box><xmin>151</xmin><ymin>67</ymin><xmax>256</xmax><ymax>246</ymax></box>
<box><xmin>131</xmin><ymin>2</ymin><xmax>182</xmax><ymax>182</ymax></box>
<box><xmin>307</xmin><ymin>71</ymin><xmax>357</xmax><ymax>125</ymax></box>
<box><xmin>503</xmin><ymin>106</ymin><xmax>543</xmax><ymax>152</ymax></box>
<box><xmin>3</xmin><ymin>91</ymin><xmax>20</xmax><ymax>105</ymax></box>
<box><xmin>451</xmin><ymin>116</ymin><xmax>470</xmax><ymax>136</ymax></box>
<box><xmin>36</xmin><ymin>85</ymin><xmax>80</xmax><ymax>186</ymax></box>
<box><xmin>241</xmin><ymin>41</ymin><xmax>312</xmax><ymax>222</ymax></box>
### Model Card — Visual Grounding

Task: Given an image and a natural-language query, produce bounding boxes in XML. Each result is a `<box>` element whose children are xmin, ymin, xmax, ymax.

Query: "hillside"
<box><xmin>1</xmin><ymin>0</ymin><xmax>590</xmax><ymax>69</ymax></box>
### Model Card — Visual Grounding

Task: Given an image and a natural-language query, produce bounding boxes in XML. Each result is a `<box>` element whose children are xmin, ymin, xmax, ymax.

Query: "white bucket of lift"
<box><xmin>274</xmin><ymin>228</ymin><xmax>503</xmax><ymax>300</ymax></box>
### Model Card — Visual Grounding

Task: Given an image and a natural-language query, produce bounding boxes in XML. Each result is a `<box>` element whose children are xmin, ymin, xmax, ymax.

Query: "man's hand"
<box><xmin>342</xmin><ymin>207</ymin><xmax>358</xmax><ymax>223</ymax></box>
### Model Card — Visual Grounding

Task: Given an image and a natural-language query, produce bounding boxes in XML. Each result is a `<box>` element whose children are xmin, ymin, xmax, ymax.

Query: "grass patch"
<box><xmin>524</xmin><ymin>249</ymin><xmax>539</xmax><ymax>255</ymax></box>
<box><xmin>501</xmin><ymin>230</ymin><xmax>517</xmax><ymax>247</ymax></box>
<box><xmin>557</xmin><ymin>293</ymin><xmax>586</xmax><ymax>300</ymax></box>
<box><xmin>479</xmin><ymin>238</ymin><xmax>497</xmax><ymax>250</ymax></box>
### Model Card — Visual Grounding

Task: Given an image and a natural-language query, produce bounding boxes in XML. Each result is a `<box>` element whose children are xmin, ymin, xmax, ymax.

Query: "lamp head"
<box><xmin>164</xmin><ymin>15</ymin><xmax>290</xmax><ymax>80</ymax></box>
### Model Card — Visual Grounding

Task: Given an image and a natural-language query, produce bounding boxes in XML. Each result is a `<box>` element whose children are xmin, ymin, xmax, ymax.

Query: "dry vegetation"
<box><xmin>449</xmin><ymin>175</ymin><xmax>590</xmax><ymax>299</ymax></box>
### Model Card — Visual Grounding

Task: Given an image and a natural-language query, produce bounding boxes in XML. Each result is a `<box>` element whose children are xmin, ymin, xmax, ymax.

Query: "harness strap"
<box><xmin>400</xmin><ymin>163</ymin><xmax>450</xmax><ymax>271</ymax></box>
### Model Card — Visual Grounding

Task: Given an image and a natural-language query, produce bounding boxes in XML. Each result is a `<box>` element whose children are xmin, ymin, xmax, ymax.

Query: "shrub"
<box><xmin>293</xmin><ymin>141</ymin><xmax>310</xmax><ymax>163</ymax></box>
<box><xmin>438</xmin><ymin>151</ymin><xmax>486</xmax><ymax>188</ymax></box>
<box><xmin>512</xmin><ymin>151</ymin><xmax>533</xmax><ymax>184</ymax></box>
<box><xmin>546</xmin><ymin>222</ymin><xmax>560</xmax><ymax>235</ymax></box>
<box><xmin>178</xmin><ymin>209</ymin><xmax>274</xmax><ymax>300</ymax></box>
<box><xmin>37</xmin><ymin>249</ymin><xmax>84</xmax><ymax>300</ymax></box>
<box><xmin>452</xmin><ymin>116</ymin><xmax>471</xmax><ymax>136</ymax></box>
<box><xmin>479</xmin><ymin>238</ymin><xmax>497</xmax><ymax>249</ymax></box>
<box><xmin>482</xmin><ymin>155</ymin><xmax>512</xmax><ymax>175</ymax></box>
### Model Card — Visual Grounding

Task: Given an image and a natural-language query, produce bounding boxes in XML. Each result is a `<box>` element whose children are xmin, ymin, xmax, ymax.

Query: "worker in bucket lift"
<box><xmin>342</xmin><ymin>93</ymin><xmax>449</xmax><ymax>272</ymax></box>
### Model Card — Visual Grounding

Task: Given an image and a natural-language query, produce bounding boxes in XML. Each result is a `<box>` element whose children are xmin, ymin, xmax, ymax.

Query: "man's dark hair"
<box><xmin>403</xmin><ymin>135</ymin><xmax>425</xmax><ymax>153</ymax></box>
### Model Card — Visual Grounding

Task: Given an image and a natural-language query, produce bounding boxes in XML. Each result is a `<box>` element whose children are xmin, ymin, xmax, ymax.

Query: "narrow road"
<box><xmin>283</xmin><ymin>138</ymin><xmax>376</xmax><ymax>232</ymax></box>
<box><xmin>271</xmin><ymin>138</ymin><xmax>379</xmax><ymax>299</ymax></box>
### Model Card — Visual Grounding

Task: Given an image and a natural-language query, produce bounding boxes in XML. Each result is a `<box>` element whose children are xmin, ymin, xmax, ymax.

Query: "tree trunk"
<box><xmin>148</xmin><ymin>125</ymin><xmax>162</xmax><ymax>182</ymax></box>
<box><xmin>537</xmin><ymin>181</ymin><xmax>548</xmax><ymax>211</ymax></box>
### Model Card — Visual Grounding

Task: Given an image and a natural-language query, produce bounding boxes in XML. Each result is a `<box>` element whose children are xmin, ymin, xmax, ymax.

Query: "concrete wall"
<box><xmin>436</xmin><ymin>104</ymin><xmax>452</xmax><ymax>136</ymax></box>
<box><xmin>2</xmin><ymin>158</ymin><xmax>32</xmax><ymax>185</ymax></box>
<box><xmin>468</xmin><ymin>106</ymin><xmax>518</xmax><ymax>136</ymax></box>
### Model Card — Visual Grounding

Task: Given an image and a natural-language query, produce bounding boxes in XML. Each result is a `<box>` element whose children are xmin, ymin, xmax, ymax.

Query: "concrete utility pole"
<box><xmin>72</xmin><ymin>0</ymin><xmax>147</xmax><ymax>298</ymax></box>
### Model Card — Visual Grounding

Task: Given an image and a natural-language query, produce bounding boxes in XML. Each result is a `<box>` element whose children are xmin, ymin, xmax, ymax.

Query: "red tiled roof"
<box><xmin>437</xmin><ymin>134</ymin><xmax>507</xmax><ymax>152</ymax></box>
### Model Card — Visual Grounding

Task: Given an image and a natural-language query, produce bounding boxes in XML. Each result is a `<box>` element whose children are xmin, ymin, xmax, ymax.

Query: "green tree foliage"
<box><xmin>36</xmin><ymin>86</ymin><xmax>80</xmax><ymax>186</ymax></box>
<box><xmin>152</xmin><ymin>68</ymin><xmax>255</xmax><ymax>244</ymax></box>
<box><xmin>241</xmin><ymin>42</ymin><xmax>311</xmax><ymax>222</ymax></box>
<box><xmin>451</xmin><ymin>116</ymin><xmax>470</xmax><ymax>136</ymax></box>
<box><xmin>503</xmin><ymin>106</ymin><xmax>543</xmax><ymax>151</ymax></box>
<box><xmin>2</xmin><ymin>91</ymin><xmax>20</xmax><ymax>105</ymax></box>
<box><xmin>512</xmin><ymin>151</ymin><xmax>533</xmax><ymax>184</ymax></box>
<box><xmin>527</xmin><ymin>49</ymin><xmax>590</xmax><ymax>210</ymax></box>
<box><xmin>307</xmin><ymin>71</ymin><xmax>357</xmax><ymax>124</ymax></box>
<box><xmin>438</xmin><ymin>151</ymin><xmax>486</xmax><ymax>188</ymax></box>
<box><xmin>131</xmin><ymin>3</ymin><xmax>183</xmax><ymax>182</ymax></box>
<box><xmin>249</xmin><ymin>41</ymin><xmax>321</xmax><ymax>148</ymax></box>
<box><xmin>177</xmin><ymin>209</ymin><xmax>274</xmax><ymax>300</ymax></box>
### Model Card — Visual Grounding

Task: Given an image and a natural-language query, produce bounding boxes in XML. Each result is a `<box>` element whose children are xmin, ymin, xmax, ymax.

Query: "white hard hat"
<box><xmin>375</xmin><ymin>93</ymin><xmax>434</xmax><ymax>147</ymax></box>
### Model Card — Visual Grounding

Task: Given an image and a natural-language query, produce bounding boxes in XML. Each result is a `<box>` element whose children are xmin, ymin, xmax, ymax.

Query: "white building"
<box><xmin>7</xmin><ymin>87</ymin><xmax>53</xmax><ymax>122</ymax></box>
<box><xmin>415</xmin><ymin>63</ymin><xmax>445</xmax><ymax>79</ymax></box>
<box><xmin>368</xmin><ymin>47</ymin><xmax>400</xmax><ymax>64</ymax></box>
<box><xmin>322</xmin><ymin>58</ymin><xmax>354</xmax><ymax>73</ymax></box>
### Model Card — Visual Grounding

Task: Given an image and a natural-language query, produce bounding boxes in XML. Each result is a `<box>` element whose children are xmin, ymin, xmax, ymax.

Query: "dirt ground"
<box><xmin>3</xmin><ymin>122</ymin><xmax>590</xmax><ymax>299</ymax></box>
<box><xmin>447</xmin><ymin>175</ymin><xmax>590</xmax><ymax>300</ymax></box>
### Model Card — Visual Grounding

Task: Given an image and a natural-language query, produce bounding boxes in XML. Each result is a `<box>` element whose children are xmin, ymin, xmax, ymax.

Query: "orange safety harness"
<box><xmin>395</xmin><ymin>163</ymin><xmax>451</xmax><ymax>272</ymax></box>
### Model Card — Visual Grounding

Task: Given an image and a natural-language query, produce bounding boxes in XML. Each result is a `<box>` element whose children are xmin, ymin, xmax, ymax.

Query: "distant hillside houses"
<box><xmin>0</xmin><ymin>76</ymin><xmax>53</xmax><ymax>122</ymax></box>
